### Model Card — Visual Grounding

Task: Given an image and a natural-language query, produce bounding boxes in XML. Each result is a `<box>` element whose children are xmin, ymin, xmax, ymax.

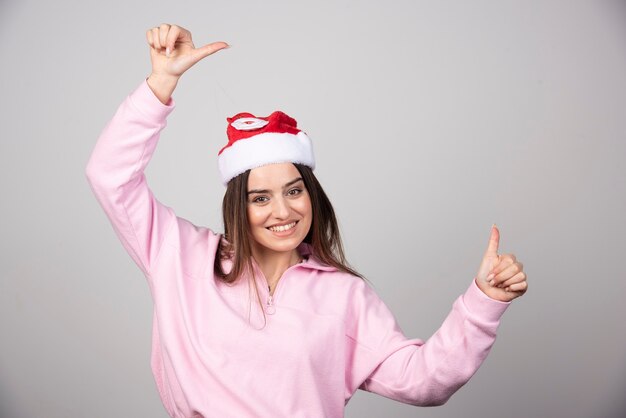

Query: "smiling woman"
<box><xmin>215</xmin><ymin>160</ymin><xmax>363</xmax><ymax>302</ymax></box>
<box><xmin>85</xmin><ymin>22</ymin><xmax>527</xmax><ymax>418</ymax></box>
<box><xmin>246</xmin><ymin>165</ymin><xmax>312</xmax><ymax>254</ymax></box>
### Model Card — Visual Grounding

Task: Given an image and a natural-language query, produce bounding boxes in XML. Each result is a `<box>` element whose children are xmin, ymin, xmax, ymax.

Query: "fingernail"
<box><xmin>166</xmin><ymin>47</ymin><xmax>170</xmax><ymax>57</ymax></box>
<box><xmin>489</xmin><ymin>280</ymin><xmax>495</xmax><ymax>286</ymax></box>
<box><xmin>487</xmin><ymin>273</ymin><xmax>495</xmax><ymax>280</ymax></box>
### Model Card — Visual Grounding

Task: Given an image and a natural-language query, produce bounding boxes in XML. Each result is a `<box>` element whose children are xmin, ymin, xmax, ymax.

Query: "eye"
<box><xmin>251</xmin><ymin>196</ymin><xmax>269</xmax><ymax>204</ymax></box>
<box><xmin>287</xmin><ymin>188</ymin><xmax>302</xmax><ymax>196</ymax></box>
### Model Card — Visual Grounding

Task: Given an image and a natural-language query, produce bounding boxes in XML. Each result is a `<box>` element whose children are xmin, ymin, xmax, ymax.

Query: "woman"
<box><xmin>85</xmin><ymin>23</ymin><xmax>528</xmax><ymax>418</ymax></box>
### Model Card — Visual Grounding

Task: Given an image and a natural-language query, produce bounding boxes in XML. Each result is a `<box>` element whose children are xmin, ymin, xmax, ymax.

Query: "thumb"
<box><xmin>191</xmin><ymin>41</ymin><xmax>230</xmax><ymax>63</ymax></box>
<box><xmin>485</xmin><ymin>223</ymin><xmax>500</xmax><ymax>256</ymax></box>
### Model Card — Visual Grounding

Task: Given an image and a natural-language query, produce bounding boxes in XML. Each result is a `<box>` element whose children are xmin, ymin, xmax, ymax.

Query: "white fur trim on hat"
<box><xmin>218</xmin><ymin>131</ymin><xmax>315</xmax><ymax>185</ymax></box>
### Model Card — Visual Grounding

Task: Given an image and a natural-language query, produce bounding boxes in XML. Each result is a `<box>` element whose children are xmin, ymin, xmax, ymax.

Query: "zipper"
<box><xmin>265</xmin><ymin>285</ymin><xmax>276</xmax><ymax>315</ymax></box>
<box><xmin>261</xmin><ymin>258</ymin><xmax>306</xmax><ymax>315</ymax></box>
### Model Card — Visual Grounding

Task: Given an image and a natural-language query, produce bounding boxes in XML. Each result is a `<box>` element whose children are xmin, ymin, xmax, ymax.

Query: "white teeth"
<box><xmin>268</xmin><ymin>221</ymin><xmax>297</xmax><ymax>232</ymax></box>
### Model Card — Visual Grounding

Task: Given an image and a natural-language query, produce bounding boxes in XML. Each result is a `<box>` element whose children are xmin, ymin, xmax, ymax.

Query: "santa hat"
<box><xmin>217</xmin><ymin>110</ymin><xmax>315</xmax><ymax>185</ymax></box>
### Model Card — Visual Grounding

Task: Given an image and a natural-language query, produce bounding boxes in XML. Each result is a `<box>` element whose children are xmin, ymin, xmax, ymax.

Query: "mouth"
<box><xmin>266</xmin><ymin>221</ymin><xmax>299</xmax><ymax>233</ymax></box>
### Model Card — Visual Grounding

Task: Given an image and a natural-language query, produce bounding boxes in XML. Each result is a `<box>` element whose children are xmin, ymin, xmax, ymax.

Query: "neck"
<box><xmin>250</xmin><ymin>243</ymin><xmax>302</xmax><ymax>287</ymax></box>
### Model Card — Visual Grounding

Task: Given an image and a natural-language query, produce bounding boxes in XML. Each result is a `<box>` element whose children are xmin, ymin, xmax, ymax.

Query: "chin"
<box><xmin>257</xmin><ymin>238</ymin><xmax>303</xmax><ymax>254</ymax></box>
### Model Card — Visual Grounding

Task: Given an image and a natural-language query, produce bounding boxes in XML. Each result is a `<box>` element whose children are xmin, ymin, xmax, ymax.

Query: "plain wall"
<box><xmin>1</xmin><ymin>0</ymin><xmax>625</xmax><ymax>417</ymax></box>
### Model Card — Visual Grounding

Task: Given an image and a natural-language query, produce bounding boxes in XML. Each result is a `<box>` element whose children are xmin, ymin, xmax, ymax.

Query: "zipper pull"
<box><xmin>266</xmin><ymin>285</ymin><xmax>276</xmax><ymax>315</ymax></box>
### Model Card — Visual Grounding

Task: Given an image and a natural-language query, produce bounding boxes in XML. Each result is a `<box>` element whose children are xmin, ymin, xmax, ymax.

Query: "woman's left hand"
<box><xmin>475</xmin><ymin>224</ymin><xmax>528</xmax><ymax>302</ymax></box>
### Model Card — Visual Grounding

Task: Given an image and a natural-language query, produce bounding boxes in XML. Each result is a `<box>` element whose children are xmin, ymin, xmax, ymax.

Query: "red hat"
<box><xmin>217</xmin><ymin>110</ymin><xmax>315</xmax><ymax>185</ymax></box>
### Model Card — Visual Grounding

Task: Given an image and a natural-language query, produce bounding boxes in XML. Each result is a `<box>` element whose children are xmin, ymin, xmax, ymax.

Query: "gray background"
<box><xmin>1</xmin><ymin>0</ymin><xmax>625</xmax><ymax>417</ymax></box>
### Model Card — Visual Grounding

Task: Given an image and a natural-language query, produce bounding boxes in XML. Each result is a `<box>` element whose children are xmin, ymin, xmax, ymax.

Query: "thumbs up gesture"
<box><xmin>475</xmin><ymin>224</ymin><xmax>528</xmax><ymax>302</ymax></box>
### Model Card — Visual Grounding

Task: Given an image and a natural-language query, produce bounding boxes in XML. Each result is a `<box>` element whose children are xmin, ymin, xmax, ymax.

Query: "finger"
<box><xmin>165</xmin><ymin>25</ymin><xmax>182</xmax><ymax>56</ymax></box>
<box><xmin>151</xmin><ymin>27</ymin><xmax>162</xmax><ymax>50</ymax></box>
<box><xmin>497</xmin><ymin>270</ymin><xmax>526</xmax><ymax>288</ymax></box>
<box><xmin>505</xmin><ymin>281</ymin><xmax>528</xmax><ymax>293</ymax></box>
<box><xmin>490</xmin><ymin>254</ymin><xmax>518</xmax><ymax>276</ymax></box>
<box><xmin>159</xmin><ymin>23</ymin><xmax>171</xmax><ymax>51</ymax></box>
<box><xmin>146</xmin><ymin>30</ymin><xmax>153</xmax><ymax>48</ymax></box>
<box><xmin>485</xmin><ymin>224</ymin><xmax>500</xmax><ymax>256</ymax></box>
<box><xmin>191</xmin><ymin>41</ymin><xmax>230</xmax><ymax>62</ymax></box>
<box><xmin>492</xmin><ymin>260</ymin><xmax>521</xmax><ymax>285</ymax></box>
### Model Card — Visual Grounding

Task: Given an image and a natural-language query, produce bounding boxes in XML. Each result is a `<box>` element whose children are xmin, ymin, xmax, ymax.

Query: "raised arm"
<box><xmin>345</xmin><ymin>277</ymin><xmax>511</xmax><ymax>406</ymax></box>
<box><xmin>345</xmin><ymin>227</ymin><xmax>527</xmax><ymax>406</ymax></box>
<box><xmin>85</xmin><ymin>78</ymin><xmax>179</xmax><ymax>276</ymax></box>
<box><xmin>85</xmin><ymin>24</ymin><xmax>229</xmax><ymax>276</ymax></box>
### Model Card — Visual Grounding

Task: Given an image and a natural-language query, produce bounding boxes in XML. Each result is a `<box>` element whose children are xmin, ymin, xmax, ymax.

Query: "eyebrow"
<box><xmin>247</xmin><ymin>177</ymin><xmax>304</xmax><ymax>195</ymax></box>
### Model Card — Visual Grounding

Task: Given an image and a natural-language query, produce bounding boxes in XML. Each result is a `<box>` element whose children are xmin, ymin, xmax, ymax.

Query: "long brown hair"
<box><xmin>214</xmin><ymin>163</ymin><xmax>364</xmax><ymax>288</ymax></box>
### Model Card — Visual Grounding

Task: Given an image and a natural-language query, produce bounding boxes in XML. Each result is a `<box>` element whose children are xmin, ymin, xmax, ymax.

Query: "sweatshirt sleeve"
<box><xmin>85</xmin><ymin>78</ymin><xmax>179</xmax><ymax>277</ymax></box>
<box><xmin>345</xmin><ymin>278</ymin><xmax>511</xmax><ymax>406</ymax></box>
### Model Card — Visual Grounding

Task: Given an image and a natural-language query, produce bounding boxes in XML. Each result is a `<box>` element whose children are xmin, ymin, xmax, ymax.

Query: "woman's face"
<box><xmin>246</xmin><ymin>163</ymin><xmax>312</xmax><ymax>256</ymax></box>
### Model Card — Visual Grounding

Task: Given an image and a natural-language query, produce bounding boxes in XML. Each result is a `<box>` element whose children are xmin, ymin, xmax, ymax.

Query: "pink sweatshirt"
<box><xmin>85</xmin><ymin>78</ymin><xmax>511</xmax><ymax>418</ymax></box>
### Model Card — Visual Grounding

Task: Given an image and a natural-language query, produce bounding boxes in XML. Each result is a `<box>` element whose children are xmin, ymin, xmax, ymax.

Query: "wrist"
<box><xmin>146</xmin><ymin>73</ymin><xmax>179</xmax><ymax>105</ymax></box>
<box><xmin>463</xmin><ymin>278</ymin><xmax>511</xmax><ymax>322</ymax></box>
<box><xmin>147</xmin><ymin>72</ymin><xmax>179</xmax><ymax>84</ymax></box>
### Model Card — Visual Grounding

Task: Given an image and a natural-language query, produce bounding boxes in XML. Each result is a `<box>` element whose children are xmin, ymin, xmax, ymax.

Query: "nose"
<box><xmin>271</xmin><ymin>196</ymin><xmax>291</xmax><ymax>220</ymax></box>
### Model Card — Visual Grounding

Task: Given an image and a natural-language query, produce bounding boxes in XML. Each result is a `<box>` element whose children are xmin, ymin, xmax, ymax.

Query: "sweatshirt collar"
<box><xmin>217</xmin><ymin>239</ymin><xmax>338</xmax><ymax>274</ymax></box>
<box><xmin>296</xmin><ymin>243</ymin><xmax>338</xmax><ymax>272</ymax></box>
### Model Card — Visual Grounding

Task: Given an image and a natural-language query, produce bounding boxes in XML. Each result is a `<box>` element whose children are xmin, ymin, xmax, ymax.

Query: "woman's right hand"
<box><xmin>145</xmin><ymin>24</ymin><xmax>229</xmax><ymax>103</ymax></box>
<box><xmin>146</xmin><ymin>23</ymin><xmax>229</xmax><ymax>80</ymax></box>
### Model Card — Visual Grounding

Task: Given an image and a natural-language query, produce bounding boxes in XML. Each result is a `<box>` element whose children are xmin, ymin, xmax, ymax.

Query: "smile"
<box><xmin>267</xmin><ymin>221</ymin><xmax>298</xmax><ymax>232</ymax></box>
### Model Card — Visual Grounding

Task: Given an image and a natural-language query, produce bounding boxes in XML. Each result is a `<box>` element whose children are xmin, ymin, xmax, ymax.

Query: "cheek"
<box><xmin>294</xmin><ymin>197</ymin><xmax>313</xmax><ymax>222</ymax></box>
<box><xmin>247</xmin><ymin>207</ymin><xmax>266</xmax><ymax>227</ymax></box>
<box><xmin>302</xmin><ymin>197</ymin><xmax>313</xmax><ymax>218</ymax></box>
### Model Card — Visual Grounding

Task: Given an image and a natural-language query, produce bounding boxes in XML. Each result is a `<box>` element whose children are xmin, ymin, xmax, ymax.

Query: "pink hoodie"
<box><xmin>85</xmin><ymin>78</ymin><xmax>511</xmax><ymax>418</ymax></box>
